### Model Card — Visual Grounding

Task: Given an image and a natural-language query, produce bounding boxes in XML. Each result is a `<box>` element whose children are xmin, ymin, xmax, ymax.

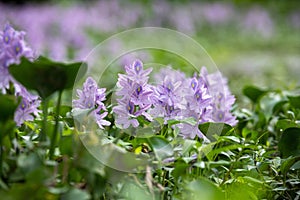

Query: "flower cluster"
<box><xmin>14</xmin><ymin>84</ymin><xmax>41</xmax><ymax>126</ymax></box>
<box><xmin>177</xmin><ymin>75</ymin><xmax>212</xmax><ymax>139</ymax></box>
<box><xmin>200</xmin><ymin>67</ymin><xmax>238</xmax><ymax>126</ymax></box>
<box><xmin>0</xmin><ymin>23</ymin><xmax>40</xmax><ymax>126</ymax></box>
<box><xmin>73</xmin><ymin>77</ymin><xmax>110</xmax><ymax>129</ymax></box>
<box><xmin>113</xmin><ymin>60</ymin><xmax>153</xmax><ymax>129</ymax></box>
<box><xmin>150</xmin><ymin>67</ymin><xmax>186</xmax><ymax>121</ymax></box>
<box><xmin>113</xmin><ymin>61</ymin><xmax>237</xmax><ymax>140</ymax></box>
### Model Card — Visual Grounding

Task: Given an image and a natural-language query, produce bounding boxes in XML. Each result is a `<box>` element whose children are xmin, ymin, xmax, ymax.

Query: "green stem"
<box><xmin>0</xmin><ymin>124</ymin><xmax>3</xmax><ymax>178</ymax></box>
<box><xmin>49</xmin><ymin>90</ymin><xmax>63</xmax><ymax>159</ymax></box>
<box><xmin>40</xmin><ymin>98</ymin><xmax>49</xmax><ymax>142</ymax></box>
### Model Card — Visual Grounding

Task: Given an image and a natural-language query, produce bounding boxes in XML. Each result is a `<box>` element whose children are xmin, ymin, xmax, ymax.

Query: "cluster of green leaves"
<box><xmin>0</xmin><ymin>57</ymin><xmax>300</xmax><ymax>199</ymax></box>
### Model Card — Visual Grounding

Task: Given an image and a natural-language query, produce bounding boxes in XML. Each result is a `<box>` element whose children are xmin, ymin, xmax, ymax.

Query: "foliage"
<box><xmin>0</xmin><ymin>56</ymin><xmax>300</xmax><ymax>200</ymax></box>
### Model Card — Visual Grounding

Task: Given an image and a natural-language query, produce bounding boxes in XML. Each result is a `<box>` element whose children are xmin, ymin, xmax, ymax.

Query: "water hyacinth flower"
<box><xmin>200</xmin><ymin>67</ymin><xmax>237</xmax><ymax>126</ymax></box>
<box><xmin>73</xmin><ymin>77</ymin><xmax>110</xmax><ymax>129</ymax></box>
<box><xmin>0</xmin><ymin>23</ymin><xmax>40</xmax><ymax>126</ymax></box>
<box><xmin>151</xmin><ymin>67</ymin><xmax>186</xmax><ymax>119</ymax></box>
<box><xmin>14</xmin><ymin>85</ymin><xmax>41</xmax><ymax>126</ymax></box>
<box><xmin>0</xmin><ymin>24</ymin><xmax>34</xmax><ymax>67</ymax></box>
<box><xmin>113</xmin><ymin>60</ymin><xmax>153</xmax><ymax>129</ymax></box>
<box><xmin>0</xmin><ymin>23</ymin><xmax>35</xmax><ymax>94</ymax></box>
<box><xmin>178</xmin><ymin>76</ymin><xmax>212</xmax><ymax>139</ymax></box>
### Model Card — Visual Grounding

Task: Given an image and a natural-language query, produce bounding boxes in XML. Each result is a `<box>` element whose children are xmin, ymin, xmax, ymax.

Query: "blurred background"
<box><xmin>1</xmin><ymin>0</ymin><xmax>299</xmax><ymax>102</ymax></box>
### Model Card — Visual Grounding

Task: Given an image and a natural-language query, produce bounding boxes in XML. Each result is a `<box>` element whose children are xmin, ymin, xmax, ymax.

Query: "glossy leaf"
<box><xmin>243</xmin><ymin>85</ymin><xmax>266</xmax><ymax>103</ymax></box>
<box><xmin>9</xmin><ymin>56</ymin><xmax>87</xmax><ymax>99</ymax></box>
<box><xmin>146</xmin><ymin>136</ymin><xmax>173</xmax><ymax>160</ymax></box>
<box><xmin>280</xmin><ymin>156</ymin><xmax>300</xmax><ymax>177</ymax></box>
<box><xmin>199</xmin><ymin>122</ymin><xmax>233</xmax><ymax>139</ymax></box>
<box><xmin>278</xmin><ymin>128</ymin><xmax>300</xmax><ymax>158</ymax></box>
<box><xmin>182</xmin><ymin>178</ymin><xmax>224</xmax><ymax>200</ymax></box>
<box><xmin>288</xmin><ymin>95</ymin><xmax>300</xmax><ymax>109</ymax></box>
<box><xmin>0</xmin><ymin>94</ymin><xmax>19</xmax><ymax>122</ymax></box>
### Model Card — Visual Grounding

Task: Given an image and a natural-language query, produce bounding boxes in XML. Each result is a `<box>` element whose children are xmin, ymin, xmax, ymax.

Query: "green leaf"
<box><xmin>9</xmin><ymin>56</ymin><xmax>87</xmax><ymax>99</ymax></box>
<box><xmin>259</xmin><ymin>92</ymin><xmax>285</xmax><ymax>121</ymax></box>
<box><xmin>146</xmin><ymin>136</ymin><xmax>173</xmax><ymax>160</ymax></box>
<box><xmin>278</xmin><ymin>128</ymin><xmax>300</xmax><ymax>158</ymax></box>
<box><xmin>199</xmin><ymin>122</ymin><xmax>233</xmax><ymax>139</ymax></box>
<box><xmin>276</xmin><ymin>119</ymin><xmax>299</xmax><ymax>131</ymax></box>
<box><xmin>288</xmin><ymin>95</ymin><xmax>300</xmax><ymax>109</ymax></box>
<box><xmin>167</xmin><ymin>117</ymin><xmax>197</xmax><ymax>126</ymax></box>
<box><xmin>119</xmin><ymin>181</ymin><xmax>155</xmax><ymax>200</ymax></box>
<box><xmin>61</xmin><ymin>188</ymin><xmax>90</xmax><ymax>200</ymax></box>
<box><xmin>172</xmin><ymin>160</ymin><xmax>189</xmax><ymax>179</ymax></box>
<box><xmin>0</xmin><ymin>94</ymin><xmax>19</xmax><ymax>122</ymax></box>
<box><xmin>280</xmin><ymin>156</ymin><xmax>300</xmax><ymax>177</ymax></box>
<box><xmin>182</xmin><ymin>178</ymin><xmax>224</xmax><ymax>200</ymax></box>
<box><xmin>59</xmin><ymin>135</ymin><xmax>74</xmax><ymax>156</ymax></box>
<box><xmin>243</xmin><ymin>85</ymin><xmax>266</xmax><ymax>103</ymax></box>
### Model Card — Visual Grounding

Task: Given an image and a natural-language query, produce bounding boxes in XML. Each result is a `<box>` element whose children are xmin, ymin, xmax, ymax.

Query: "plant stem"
<box><xmin>0</xmin><ymin>124</ymin><xmax>3</xmax><ymax>178</ymax></box>
<box><xmin>49</xmin><ymin>90</ymin><xmax>63</xmax><ymax>159</ymax></box>
<box><xmin>40</xmin><ymin>98</ymin><xmax>49</xmax><ymax>142</ymax></box>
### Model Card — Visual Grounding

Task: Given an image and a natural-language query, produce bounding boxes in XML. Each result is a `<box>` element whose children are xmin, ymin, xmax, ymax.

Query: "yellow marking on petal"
<box><xmin>15</xmin><ymin>46</ymin><xmax>20</xmax><ymax>53</ymax></box>
<box><xmin>4</xmin><ymin>36</ymin><xmax>9</xmax><ymax>42</ymax></box>
<box><xmin>219</xmin><ymin>113</ymin><xmax>223</xmax><ymax>119</ymax></box>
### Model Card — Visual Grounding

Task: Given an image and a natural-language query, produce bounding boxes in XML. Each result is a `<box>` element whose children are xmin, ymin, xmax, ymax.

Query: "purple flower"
<box><xmin>73</xmin><ymin>77</ymin><xmax>110</xmax><ymax>129</ymax></box>
<box><xmin>113</xmin><ymin>59</ymin><xmax>153</xmax><ymax>128</ymax></box>
<box><xmin>113</xmin><ymin>99</ymin><xmax>139</xmax><ymax>129</ymax></box>
<box><xmin>0</xmin><ymin>66</ymin><xmax>11</xmax><ymax>94</ymax></box>
<box><xmin>93</xmin><ymin>107</ymin><xmax>111</xmax><ymax>129</ymax></box>
<box><xmin>177</xmin><ymin>77</ymin><xmax>212</xmax><ymax>139</ymax></box>
<box><xmin>14</xmin><ymin>84</ymin><xmax>41</xmax><ymax>126</ymax></box>
<box><xmin>0</xmin><ymin>23</ymin><xmax>34</xmax><ymax>67</ymax></box>
<box><xmin>200</xmin><ymin>67</ymin><xmax>237</xmax><ymax>126</ymax></box>
<box><xmin>124</xmin><ymin>59</ymin><xmax>152</xmax><ymax>85</ymax></box>
<box><xmin>150</xmin><ymin>68</ymin><xmax>186</xmax><ymax>121</ymax></box>
<box><xmin>73</xmin><ymin>77</ymin><xmax>106</xmax><ymax>109</ymax></box>
<box><xmin>185</xmin><ymin>77</ymin><xmax>212</xmax><ymax>115</ymax></box>
<box><xmin>0</xmin><ymin>23</ymin><xmax>35</xmax><ymax>94</ymax></box>
<box><xmin>0</xmin><ymin>23</ymin><xmax>41</xmax><ymax>126</ymax></box>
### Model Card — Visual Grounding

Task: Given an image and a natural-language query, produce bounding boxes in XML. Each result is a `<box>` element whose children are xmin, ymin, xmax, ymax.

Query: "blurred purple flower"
<box><xmin>242</xmin><ymin>7</ymin><xmax>274</xmax><ymax>38</ymax></box>
<box><xmin>0</xmin><ymin>23</ymin><xmax>35</xmax><ymax>93</ymax></box>
<box><xmin>0</xmin><ymin>23</ymin><xmax>41</xmax><ymax>126</ymax></box>
<box><xmin>0</xmin><ymin>23</ymin><xmax>34</xmax><ymax>67</ymax></box>
<box><xmin>73</xmin><ymin>77</ymin><xmax>110</xmax><ymax>129</ymax></box>
<box><xmin>202</xmin><ymin>3</ymin><xmax>233</xmax><ymax>25</ymax></box>
<box><xmin>200</xmin><ymin>67</ymin><xmax>237</xmax><ymax>126</ymax></box>
<box><xmin>73</xmin><ymin>77</ymin><xmax>106</xmax><ymax>109</ymax></box>
<box><xmin>14</xmin><ymin>84</ymin><xmax>41</xmax><ymax>126</ymax></box>
<box><xmin>113</xmin><ymin>59</ymin><xmax>153</xmax><ymax>128</ymax></box>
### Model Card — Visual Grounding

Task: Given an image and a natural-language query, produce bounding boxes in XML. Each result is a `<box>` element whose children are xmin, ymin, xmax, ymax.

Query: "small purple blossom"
<box><xmin>73</xmin><ymin>77</ymin><xmax>110</xmax><ymax>129</ymax></box>
<box><xmin>113</xmin><ymin>60</ymin><xmax>153</xmax><ymax>128</ymax></box>
<box><xmin>124</xmin><ymin>59</ymin><xmax>152</xmax><ymax>85</ymax></box>
<box><xmin>0</xmin><ymin>23</ymin><xmax>35</xmax><ymax>94</ymax></box>
<box><xmin>177</xmin><ymin>76</ymin><xmax>212</xmax><ymax>139</ymax></box>
<box><xmin>0</xmin><ymin>23</ymin><xmax>41</xmax><ymax>126</ymax></box>
<box><xmin>150</xmin><ymin>68</ymin><xmax>186</xmax><ymax>122</ymax></box>
<box><xmin>0</xmin><ymin>23</ymin><xmax>34</xmax><ymax>67</ymax></box>
<box><xmin>200</xmin><ymin>67</ymin><xmax>237</xmax><ymax>126</ymax></box>
<box><xmin>14</xmin><ymin>84</ymin><xmax>41</xmax><ymax>126</ymax></box>
<box><xmin>73</xmin><ymin>77</ymin><xmax>106</xmax><ymax>110</ymax></box>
